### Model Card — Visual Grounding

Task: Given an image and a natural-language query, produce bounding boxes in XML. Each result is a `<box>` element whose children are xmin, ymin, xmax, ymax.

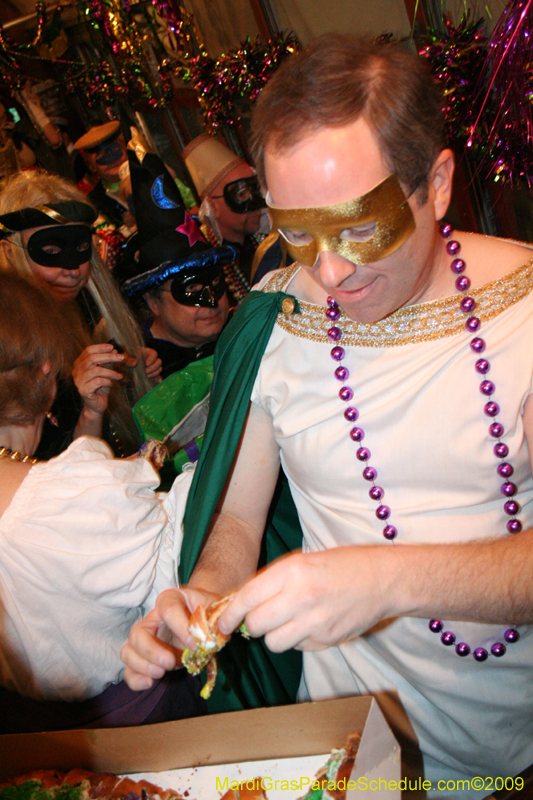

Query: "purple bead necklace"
<box><xmin>326</xmin><ymin>222</ymin><xmax>520</xmax><ymax>662</ymax></box>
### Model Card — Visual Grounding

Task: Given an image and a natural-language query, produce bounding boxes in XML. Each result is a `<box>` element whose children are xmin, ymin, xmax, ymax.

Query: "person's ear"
<box><xmin>0</xmin><ymin>238</ymin><xmax>16</xmax><ymax>266</ymax></box>
<box><xmin>429</xmin><ymin>148</ymin><xmax>455</xmax><ymax>221</ymax></box>
<box><xmin>144</xmin><ymin>292</ymin><xmax>161</xmax><ymax>318</ymax></box>
<box><xmin>41</xmin><ymin>360</ymin><xmax>58</xmax><ymax>410</ymax></box>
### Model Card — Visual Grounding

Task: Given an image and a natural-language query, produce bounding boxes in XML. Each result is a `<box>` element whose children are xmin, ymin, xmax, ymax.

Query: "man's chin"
<box><xmin>339</xmin><ymin>299</ymin><xmax>404</xmax><ymax>324</ymax></box>
<box><xmin>244</xmin><ymin>214</ymin><xmax>261</xmax><ymax>234</ymax></box>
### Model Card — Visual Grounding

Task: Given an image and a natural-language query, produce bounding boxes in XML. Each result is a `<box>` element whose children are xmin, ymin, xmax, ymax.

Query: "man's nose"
<box><xmin>315</xmin><ymin>249</ymin><xmax>356</xmax><ymax>289</ymax></box>
<box><xmin>200</xmin><ymin>286</ymin><xmax>217</xmax><ymax>308</ymax></box>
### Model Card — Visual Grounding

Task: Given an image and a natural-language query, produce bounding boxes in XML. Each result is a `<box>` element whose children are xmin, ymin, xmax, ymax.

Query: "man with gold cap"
<box><xmin>182</xmin><ymin>133</ymin><xmax>269</xmax><ymax>286</ymax></box>
<box><xmin>74</xmin><ymin>122</ymin><xmax>134</xmax><ymax>226</ymax></box>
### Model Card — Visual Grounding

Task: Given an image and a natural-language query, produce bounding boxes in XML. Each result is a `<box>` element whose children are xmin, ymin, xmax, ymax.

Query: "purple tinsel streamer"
<box><xmin>471</xmin><ymin>0</ymin><xmax>533</xmax><ymax>185</ymax></box>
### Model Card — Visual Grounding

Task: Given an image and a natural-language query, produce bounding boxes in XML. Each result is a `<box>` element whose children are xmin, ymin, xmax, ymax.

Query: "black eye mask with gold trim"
<box><xmin>0</xmin><ymin>201</ymin><xmax>97</xmax><ymax>240</ymax></box>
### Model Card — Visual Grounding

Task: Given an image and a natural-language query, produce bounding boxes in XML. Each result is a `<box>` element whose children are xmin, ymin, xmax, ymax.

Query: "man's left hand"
<box><xmin>217</xmin><ymin>546</ymin><xmax>399</xmax><ymax>652</ymax></box>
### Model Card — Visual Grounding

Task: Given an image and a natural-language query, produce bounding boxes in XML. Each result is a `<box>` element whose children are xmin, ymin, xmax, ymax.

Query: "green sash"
<box><xmin>180</xmin><ymin>290</ymin><xmax>303</xmax><ymax>712</ymax></box>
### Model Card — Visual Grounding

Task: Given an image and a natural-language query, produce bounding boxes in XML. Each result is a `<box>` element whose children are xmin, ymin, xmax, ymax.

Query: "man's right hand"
<box><xmin>121</xmin><ymin>587</ymin><xmax>221</xmax><ymax>691</ymax></box>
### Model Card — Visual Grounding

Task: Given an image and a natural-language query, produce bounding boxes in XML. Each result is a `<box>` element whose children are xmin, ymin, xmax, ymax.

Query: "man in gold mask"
<box><xmin>122</xmin><ymin>36</ymin><xmax>533</xmax><ymax>794</ymax></box>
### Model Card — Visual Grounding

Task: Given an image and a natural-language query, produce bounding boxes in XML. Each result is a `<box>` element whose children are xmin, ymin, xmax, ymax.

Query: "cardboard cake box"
<box><xmin>0</xmin><ymin>696</ymin><xmax>401</xmax><ymax>800</ymax></box>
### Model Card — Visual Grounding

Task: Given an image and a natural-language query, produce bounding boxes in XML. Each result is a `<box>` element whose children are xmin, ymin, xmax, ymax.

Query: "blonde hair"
<box><xmin>0</xmin><ymin>272</ymin><xmax>81</xmax><ymax>425</ymax></box>
<box><xmin>0</xmin><ymin>170</ymin><xmax>152</xmax><ymax>453</ymax></box>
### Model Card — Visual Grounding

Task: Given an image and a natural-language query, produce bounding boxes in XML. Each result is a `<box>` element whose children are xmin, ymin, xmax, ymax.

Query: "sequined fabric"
<box><xmin>263</xmin><ymin>259</ymin><xmax>533</xmax><ymax>347</ymax></box>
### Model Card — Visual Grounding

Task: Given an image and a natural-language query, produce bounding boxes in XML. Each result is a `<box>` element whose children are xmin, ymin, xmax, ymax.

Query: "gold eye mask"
<box><xmin>267</xmin><ymin>174</ymin><xmax>416</xmax><ymax>267</ymax></box>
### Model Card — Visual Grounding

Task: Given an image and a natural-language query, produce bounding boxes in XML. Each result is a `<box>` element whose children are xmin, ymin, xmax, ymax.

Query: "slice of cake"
<box><xmin>299</xmin><ymin>733</ymin><xmax>361</xmax><ymax>800</ymax></box>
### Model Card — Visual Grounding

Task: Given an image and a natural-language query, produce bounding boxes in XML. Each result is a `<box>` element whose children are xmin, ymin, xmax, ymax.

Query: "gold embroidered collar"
<box><xmin>261</xmin><ymin>260</ymin><xmax>533</xmax><ymax>347</ymax></box>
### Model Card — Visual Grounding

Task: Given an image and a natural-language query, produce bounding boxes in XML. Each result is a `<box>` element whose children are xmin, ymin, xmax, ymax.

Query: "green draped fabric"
<box><xmin>133</xmin><ymin>356</ymin><xmax>213</xmax><ymax>483</ymax></box>
<box><xmin>180</xmin><ymin>289</ymin><xmax>303</xmax><ymax>713</ymax></box>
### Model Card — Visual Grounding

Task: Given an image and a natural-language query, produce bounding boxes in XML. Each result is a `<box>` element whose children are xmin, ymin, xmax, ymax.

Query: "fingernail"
<box><xmin>137</xmin><ymin>676</ymin><xmax>153</xmax><ymax>690</ymax></box>
<box><xmin>218</xmin><ymin>620</ymin><xmax>229</xmax><ymax>635</ymax></box>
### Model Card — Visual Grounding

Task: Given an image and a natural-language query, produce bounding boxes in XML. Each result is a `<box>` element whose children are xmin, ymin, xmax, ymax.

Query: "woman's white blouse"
<box><xmin>0</xmin><ymin>436</ymin><xmax>189</xmax><ymax>702</ymax></box>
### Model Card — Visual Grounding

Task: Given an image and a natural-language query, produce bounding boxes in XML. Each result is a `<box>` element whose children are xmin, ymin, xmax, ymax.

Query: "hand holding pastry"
<box><xmin>121</xmin><ymin>587</ymin><xmax>221</xmax><ymax>691</ymax></box>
